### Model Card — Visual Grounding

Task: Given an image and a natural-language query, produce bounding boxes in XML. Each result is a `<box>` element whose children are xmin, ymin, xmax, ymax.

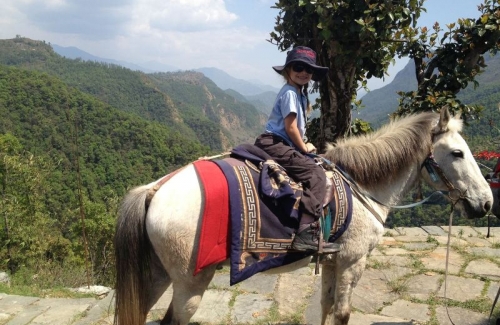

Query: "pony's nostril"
<box><xmin>485</xmin><ymin>201</ymin><xmax>492</xmax><ymax>213</ymax></box>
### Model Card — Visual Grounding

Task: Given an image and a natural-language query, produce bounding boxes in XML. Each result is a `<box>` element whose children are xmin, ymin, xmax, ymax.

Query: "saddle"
<box><xmin>193</xmin><ymin>144</ymin><xmax>353</xmax><ymax>284</ymax></box>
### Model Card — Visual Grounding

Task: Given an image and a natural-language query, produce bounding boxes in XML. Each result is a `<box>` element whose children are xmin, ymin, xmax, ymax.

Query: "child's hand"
<box><xmin>305</xmin><ymin>143</ymin><xmax>317</xmax><ymax>153</ymax></box>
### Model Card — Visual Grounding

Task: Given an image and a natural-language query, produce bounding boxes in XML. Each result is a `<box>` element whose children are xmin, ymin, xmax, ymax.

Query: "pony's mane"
<box><xmin>324</xmin><ymin>112</ymin><xmax>440</xmax><ymax>187</ymax></box>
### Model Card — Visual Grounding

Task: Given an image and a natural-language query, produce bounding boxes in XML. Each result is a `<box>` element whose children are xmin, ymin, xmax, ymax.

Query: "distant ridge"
<box><xmin>51</xmin><ymin>44</ymin><xmax>155</xmax><ymax>72</ymax></box>
<box><xmin>51</xmin><ymin>44</ymin><xmax>279</xmax><ymax>105</ymax></box>
<box><xmin>357</xmin><ymin>54</ymin><xmax>500</xmax><ymax>128</ymax></box>
<box><xmin>195</xmin><ymin>67</ymin><xmax>280</xmax><ymax>97</ymax></box>
<box><xmin>356</xmin><ymin>61</ymin><xmax>416</xmax><ymax>127</ymax></box>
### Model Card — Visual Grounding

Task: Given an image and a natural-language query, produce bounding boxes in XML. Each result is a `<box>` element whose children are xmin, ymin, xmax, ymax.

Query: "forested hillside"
<box><xmin>0</xmin><ymin>64</ymin><xmax>212</xmax><ymax>287</ymax></box>
<box><xmin>0</xmin><ymin>37</ymin><xmax>266</xmax><ymax>150</ymax></box>
<box><xmin>358</xmin><ymin>54</ymin><xmax>500</xmax><ymax>130</ymax></box>
<box><xmin>0</xmin><ymin>37</ymin><xmax>271</xmax><ymax>290</ymax></box>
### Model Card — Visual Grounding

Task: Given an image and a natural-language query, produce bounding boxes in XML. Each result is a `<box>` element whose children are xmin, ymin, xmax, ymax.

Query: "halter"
<box><xmin>421</xmin><ymin>153</ymin><xmax>467</xmax><ymax>203</ymax></box>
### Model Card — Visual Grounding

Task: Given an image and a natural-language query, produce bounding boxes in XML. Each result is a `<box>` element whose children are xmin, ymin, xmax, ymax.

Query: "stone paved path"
<box><xmin>2</xmin><ymin>226</ymin><xmax>500</xmax><ymax>325</ymax></box>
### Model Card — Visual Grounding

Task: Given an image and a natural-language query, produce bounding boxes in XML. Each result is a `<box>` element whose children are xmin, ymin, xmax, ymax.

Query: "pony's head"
<box><xmin>324</xmin><ymin>106</ymin><xmax>492</xmax><ymax>219</ymax></box>
<box><xmin>484</xmin><ymin>171</ymin><xmax>500</xmax><ymax>219</ymax></box>
<box><xmin>491</xmin><ymin>186</ymin><xmax>500</xmax><ymax>218</ymax></box>
<box><xmin>421</xmin><ymin>107</ymin><xmax>493</xmax><ymax>219</ymax></box>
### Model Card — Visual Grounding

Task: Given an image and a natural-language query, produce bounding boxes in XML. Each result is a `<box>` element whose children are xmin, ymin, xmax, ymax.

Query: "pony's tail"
<box><xmin>113</xmin><ymin>185</ymin><xmax>153</xmax><ymax>325</ymax></box>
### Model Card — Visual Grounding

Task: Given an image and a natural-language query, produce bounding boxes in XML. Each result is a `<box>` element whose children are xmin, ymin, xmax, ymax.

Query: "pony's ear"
<box><xmin>438</xmin><ymin>106</ymin><xmax>450</xmax><ymax>131</ymax></box>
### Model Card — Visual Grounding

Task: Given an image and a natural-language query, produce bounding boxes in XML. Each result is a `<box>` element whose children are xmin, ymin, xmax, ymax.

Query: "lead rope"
<box><xmin>444</xmin><ymin>200</ymin><xmax>457</xmax><ymax>325</ymax></box>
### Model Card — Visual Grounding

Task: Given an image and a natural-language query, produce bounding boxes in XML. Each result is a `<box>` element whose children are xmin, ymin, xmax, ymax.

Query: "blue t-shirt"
<box><xmin>265</xmin><ymin>84</ymin><xmax>307</xmax><ymax>149</ymax></box>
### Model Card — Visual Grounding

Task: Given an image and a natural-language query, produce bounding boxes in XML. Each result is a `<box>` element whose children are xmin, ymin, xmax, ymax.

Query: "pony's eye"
<box><xmin>452</xmin><ymin>150</ymin><xmax>464</xmax><ymax>158</ymax></box>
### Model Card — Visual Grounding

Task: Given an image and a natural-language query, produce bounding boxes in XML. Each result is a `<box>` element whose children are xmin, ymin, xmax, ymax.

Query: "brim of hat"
<box><xmin>272</xmin><ymin>60</ymin><xmax>329</xmax><ymax>81</ymax></box>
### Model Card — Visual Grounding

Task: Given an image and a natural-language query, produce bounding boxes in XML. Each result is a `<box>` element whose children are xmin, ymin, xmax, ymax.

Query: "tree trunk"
<box><xmin>318</xmin><ymin>66</ymin><xmax>356</xmax><ymax>152</ymax></box>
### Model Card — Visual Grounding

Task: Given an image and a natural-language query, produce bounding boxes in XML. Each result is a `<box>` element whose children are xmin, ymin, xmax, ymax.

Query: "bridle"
<box><xmin>421</xmin><ymin>152</ymin><xmax>468</xmax><ymax>204</ymax></box>
<box><xmin>420</xmin><ymin>136</ymin><xmax>470</xmax><ymax>325</ymax></box>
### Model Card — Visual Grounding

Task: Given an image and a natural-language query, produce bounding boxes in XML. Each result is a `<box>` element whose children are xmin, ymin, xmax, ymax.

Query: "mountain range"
<box><xmin>7</xmin><ymin>37</ymin><xmax>500</xmax><ymax>147</ymax></box>
<box><xmin>357</xmin><ymin>53</ymin><xmax>500</xmax><ymax>129</ymax></box>
<box><xmin>52</xmin><ymin>44</ymin><xmax>280</xmax><ymax>98</ymax></box>
<box><xmin>53</xmin><ymin>42</ymin><xmax>500</xmax><ymax>135</ymax></box>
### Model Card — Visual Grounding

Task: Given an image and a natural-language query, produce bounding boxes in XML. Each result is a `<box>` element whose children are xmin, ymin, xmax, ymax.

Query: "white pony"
<box><xmin>114</xmin><ymin>107</ymin><xmax>492</xmax><ymax>325</ymax></box>
<box><xmin>492</xmin><ymin>187</ymin><xmax>500</xmax><ymax>217</ymax></box>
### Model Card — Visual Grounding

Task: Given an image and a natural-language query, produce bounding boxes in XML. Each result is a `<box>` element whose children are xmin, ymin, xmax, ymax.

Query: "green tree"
<box><xmin>270</xmin><ymin>0</ymin><xmax>500</xmax><ymax>149</ymax></box>
<box><xmin>0</xmin><ymin>133</ymin><xmax>64</xmax><ymax>274</ymax></box>
<box><xmin>395</xmin><ymin>0</ymin><xmax>500</xmax><ymax>119</ymax></box>
<box><xmin>270</xmin><ymin>0</ymin><xmax>425</xmax><ymax>149</ymax></box>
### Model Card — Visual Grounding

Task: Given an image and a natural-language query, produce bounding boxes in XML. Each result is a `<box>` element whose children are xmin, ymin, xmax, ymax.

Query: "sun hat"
<box><xmin>272</xmin><ymin>46</ymin><xmax>329</xmax><ymax>81</ymax></box>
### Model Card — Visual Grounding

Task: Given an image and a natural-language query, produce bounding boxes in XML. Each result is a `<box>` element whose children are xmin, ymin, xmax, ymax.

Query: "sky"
<box><xmin>0</xmin><ymin>0</ymin><xmax>489</xmax><ymax>90</ymax></box>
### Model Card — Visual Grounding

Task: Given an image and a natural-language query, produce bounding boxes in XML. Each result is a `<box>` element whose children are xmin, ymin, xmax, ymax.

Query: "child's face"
<box><xmin>288</xmin><ymin>63</ymin><xmax>313</xmax><ymax>87</ymax></box>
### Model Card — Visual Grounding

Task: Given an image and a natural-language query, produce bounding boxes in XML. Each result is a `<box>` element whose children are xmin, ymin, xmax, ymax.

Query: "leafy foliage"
<box><xmin>0</xmin><ymin>37</ymin><xmax>266</xmax><ymax>151</ymax></box>
<box><xmin>0</xmin><ymin>65</ymin><xmax>211</xmax><ymax>286</ymax></box>
<box><xmin>270</xmin><ymin>0</ymin><xmax>425</xmax><ymax>148</ymax></box>
<box><xmin>394</xmin><ymin>0</ymin><xmax>500</xmax><ymax>118</ymax></box>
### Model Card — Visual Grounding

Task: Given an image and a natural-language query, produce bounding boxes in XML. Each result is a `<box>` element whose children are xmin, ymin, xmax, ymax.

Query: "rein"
<box><xmin>420</xmin><ymin>153</ymin><xmax>470</xmax><ymax>325</ymax></box>
<box><xmin>315</xmin><ymin>153</ymin><xmax>466</xmax><ymax>225</ymax></box>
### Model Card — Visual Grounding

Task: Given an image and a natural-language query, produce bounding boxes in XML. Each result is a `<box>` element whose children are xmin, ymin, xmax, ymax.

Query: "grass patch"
<box><xmin>434</xmin><ymin>296</ymin><xmax>492</xmax><ymax>314</ymax></box>
<box><xmin>0</xmin><ymin>282</ymin><xmax>93</xmax><ymax>299</ymax></box>
<box><xmin>426</xmin><ymin>235</ymin><xmax>439</xmax><ymax>244</ymax></box>
<box><xmin>387</xmin><ymin>277</ymin><xmax>409</xmax><ymax>295</ymax></box>
<box><xmin>367</xmin><ymin>258</ymin><xmax>392</xmax><ymax>270</ymax></box>
<box><xmin>407</xmin><ymin>254</ymin><xmax>425</xmax><ymax>270</ymax></box>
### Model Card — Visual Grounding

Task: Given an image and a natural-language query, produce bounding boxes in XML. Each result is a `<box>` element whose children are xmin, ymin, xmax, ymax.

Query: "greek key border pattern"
<box><xmin>235</xmin><ymin>165</ymin><xmax>291</xmax><ymax>251</ymax></box>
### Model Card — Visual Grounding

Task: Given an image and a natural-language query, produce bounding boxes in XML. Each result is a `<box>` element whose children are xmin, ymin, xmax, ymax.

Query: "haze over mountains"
<box><xmin>357</xmin><ymin>53</ymin><xmax>500</xmax><ymax>128</ymax></box>
<box><xmin>52</xmin><ymin>44</ymin><xmax>280</xmax><ymax>96</ymax></box>
<box><xmin>20</xmin><ymin>40</ymin><xmax>500</xmax><ymax>133</ymax></box>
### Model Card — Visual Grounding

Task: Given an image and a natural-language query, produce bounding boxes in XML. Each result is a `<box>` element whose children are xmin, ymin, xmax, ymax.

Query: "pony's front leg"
<box><xmin>321</xmin><ymin>256</ymin><xmax>367</xmax><ymax>325</ymax></box>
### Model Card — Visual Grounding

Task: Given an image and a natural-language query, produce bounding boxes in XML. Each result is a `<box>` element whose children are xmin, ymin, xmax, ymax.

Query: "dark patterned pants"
<box><xmin>255</xmin><ymin>133</ymin><xmax>326</xmax><ymax>219</ymax></box>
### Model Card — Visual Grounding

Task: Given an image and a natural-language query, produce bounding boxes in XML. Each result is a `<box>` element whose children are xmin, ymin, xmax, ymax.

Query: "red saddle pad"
<box><xmin>193</xmin><ymin>160</ymin><xmax>230</xmax><ymax>275</ymax></box>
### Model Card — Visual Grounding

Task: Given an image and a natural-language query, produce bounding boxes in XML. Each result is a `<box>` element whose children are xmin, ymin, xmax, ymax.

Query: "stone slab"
<box><xmin>0</xmin><ymin>295</ymin><xmax>40</xmax><ymax>314</ymax></box>
<box><xmin>403</xmin><ymin>242</ymin><xmax>436</xmax><ymax>251</ymax></box>
<box><xmin>470</xmin><ymin>247</ymin><xmax>500</xmax><ymax>258</ymax></box>
<box><xmin>237</xmin><ymin>274</ymin><xmax>278</xmax><ymax>295</ymax></box>
<box><xmin>435</xmin><ymin>306</ymin><xmax>489</xmax><ymax>325</ymax></box>
<box><xmin>380</xmin><ymin>299</ymin><xmax>430</xmax><ymax>322</ymax></box>
<box><xmin>304</xmin><ymin>277</ymin><xmax>321</xmax><ymax>325</ymax></box>
<box><xmin>368</xmin><ymin>255</ymin><xmax>410</xmax><ymax>268</ymax></box>
<box><xmin>275</xmin><ymin>269</ymin><xmax>315</xmax><ymax>316</ymax></box>
<box><xmin>231</xmin><ymin>293</ymin><xmax>273</xmax><ymax>324</ymax></box>
<box><xmin>5</xmin><ymin>305</ymin><xmax>49</xmax><ymax>325</ymax></box>
<box><xmin>392</xmin><ymin>236</ymin><xmax>427</xmax><ymax>243</ymax></box>
<box><xmin>352</xmin><ymin>269</ymin><xmax>397</xmax><ymax>313</ymax></box>
<box><xmin>473</xmin><ymin>227</ymin><xmax>500</xmax><ymax>238</ymax></box>
<box><xmin>395</xmin><ymin>227</ymin><xmax>429</xmax><ymax>236</ymax></box>
<box><xmin>465</xmin><ymin>259</ymin><xmax>500</xmax><ymax>280</ymax></box>
<box><xmin>419</xmin><ymin>246</ymin><xmax>464</xmax><ymax>274</ymax></box>
<box><xmin>30</xmin><ymin>301</ymin><xmax>92</xmax><ymax>325</ymax></box>
<box><xmin>487</xmin><ymin>282</ymin><xmax>500</xmax><ymax>302</ymax></box>
<box><xmin>191</xmin><ymin>290</ymin><xmax>232</xmax><ymax>323</ymax></box>
<box><xmin>73</xmin><ymin>290</ymin><xmax>115</xmax><ymax>325</ymax></box>
<box><xmin>442</xmin><ymin>225</ymin><xmax>479</xmax><ymax>238</ymax></box>
<box><xmin>464</xmin><ymin>236</ymin><xmax>493</xmax><ymax>247</ymax></box>
<box><xmin>349</xmin><ymin>312</ymin><xmax>413</xmax><ymax>324</ymax></box>
<box><xmin>421</xmin><ymin>225</ymin><xmax>447</xmax><ymax>236</ymax></box>
<box><xmin>437</xmin><ymin>275</ymin><xmax>485</xmax><ymax>302</ymax></box>
<box><xmin>151</xmin><ymin>286</ymin><xmax>173</xmax><ymax>311</ymax></box>
<box><xmin>209</xmin><ymin>273</ymin><xmax>232</xmax><ymax>290</ymax></box>
<box><xmin>406</xmin><ymin>273</ymin><xmax>441</xmax><ymax>300</ymax></box>
<box><xmin>433</xmin><ymin>235</ymin><xmax>469</xmax><ymax>246</ymax></box>
<box><xmin>382</xmin><ymin>247</ymin><xmax>411</xmax><ymax>256</ymax></box>
<box><xmin>384</xmin><ymin>228</ymin><xmax>401</xmax><ymax>236</ymax></box>
<box><xmin>379</xmin><ymin>237</ymin><xmax>399</xmax><ymax>246</ymax></box>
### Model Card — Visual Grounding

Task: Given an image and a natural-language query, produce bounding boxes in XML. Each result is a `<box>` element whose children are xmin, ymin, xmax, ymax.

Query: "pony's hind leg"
<box><xmin>160</xmin><ymin>266</ymin><xmax>217</xmax><ymax>325</ymax></box>
<box><xmin>147</xmin><ymin>249</ymin><xmax>172</xmax><ymax>315</ymax></box>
